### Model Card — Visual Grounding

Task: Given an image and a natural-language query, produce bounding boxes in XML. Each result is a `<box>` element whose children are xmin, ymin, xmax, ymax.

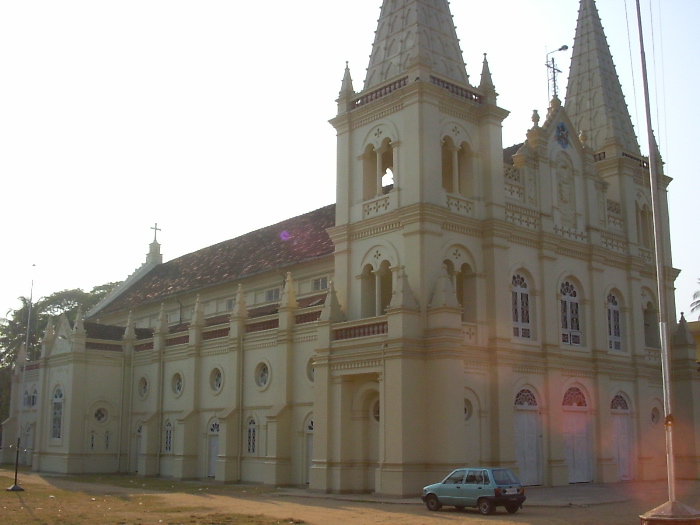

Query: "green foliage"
<box><xmin>692</xmin><ymin>279</ymin><xmax>700</xmax><ymax>315</ymax></box>
<box><xmin>0</xmin><ymin>282</ymin><xmax>121</xmax><ymax>365</ymax></box>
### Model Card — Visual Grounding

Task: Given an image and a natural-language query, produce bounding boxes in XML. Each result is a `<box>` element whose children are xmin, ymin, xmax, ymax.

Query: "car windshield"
<box><xmin>491</xmin><ymin>468</ymin><xmax>520</xmax><ymax>485</ymax></box>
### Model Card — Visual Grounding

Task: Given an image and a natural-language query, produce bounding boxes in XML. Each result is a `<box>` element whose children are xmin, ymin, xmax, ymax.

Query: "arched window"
<box><xmin>23</xmin><ymin>390</ymin><xmax>29</xmax><ymax>407</ymax></box>
<box><xmin>636</xmin><ymin>202</ymin><xmax>653</xmax><ymax>249</ymax></box>
<box><xmin>31</xmin><ymin>388</ymin><xmax>37</xmax><ymax>407</ymax></box>
<box><xmin>51</xmin><ymin>388</ymin><xmax>64</xmax><ymax>439</ymax></box>
<box><xmin>643</xmin><ymin>300</ymin><xmax>660</xmax><ymax>348</ymax></box>
<box><xmin>515</xmin><ymin>389</ymin><xmax>538</xmax><ymax>406</ymax></box>
<box><xmin>360</xmin><ymin>258</ymin><xmax>393</xmax><ymax>318</ymax></box>
<box><xmin>164</xmin><ymin>421</ymin><xmax>173</xmax><ymax>452</ymax></box>
<box><xmin>247</xmin><ymin>418</ymin><xmax>257</xmax><ymax>454</ymax></box>
<box><xmin>512</xmin><ymin>274</ymin><xmax>531</xmax><ymax>339</ymax></box>
<box><xmin>441</xmin><ymin>136</ymin><xmax>474</xmax><ymax>197</ymax></box>
<box><xmin>105</xmin><ymin>431</ymin><xmax>110</xmax><ymax>450</ymax></box>
<box><xmin>611</xmin><ymin>394</ymin><xmax>629</xmax><ymax>411</ymax></box>
<box><xmin>563</xmin><ymin>387</ymin><xmax>587</xmax><ymax>407</ymax></box>
<box><xmin>446</xmin><ymin>259</ymin><xmax>477</xmax><ymax>322</ymax></box>
<box><xmin>209</xmin><ymin>420</ymin><xmax>220</xmax><ymax>434</ymax></box>
<box><xmin>90</xmin><ymin>431</ymin><xmax>96</xmax><ymax>450</ymax></box>
<box><xmin>560</xmin><ymin>281</ymin><xmax>581</xmax><ymax>345</ymax></box>
<box><xmin>362</xmin><ymin>138</ymin><xmax>394</xmax><ymax>200</ymax></box>
<box><xmin>607</xmin><ymin>294</ymin><xmax>622</xmax><ymax>351</ymax></box>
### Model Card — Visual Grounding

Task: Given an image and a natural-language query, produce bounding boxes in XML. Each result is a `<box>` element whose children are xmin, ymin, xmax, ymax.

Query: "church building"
<box><xmin>4</xmin><ymin>0</ymin><xmax>698</xmax><ymax>496</ymax></box>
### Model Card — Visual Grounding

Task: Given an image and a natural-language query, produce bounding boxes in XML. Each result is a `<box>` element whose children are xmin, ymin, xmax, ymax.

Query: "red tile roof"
<box><xmin>97</xmin><ymin>205</ymin><xmax>336</xmax><ymax>315</ymax></box>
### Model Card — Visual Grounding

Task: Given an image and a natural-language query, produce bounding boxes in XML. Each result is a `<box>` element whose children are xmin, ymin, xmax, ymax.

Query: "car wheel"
<box><xmin>478</xmin><ymin>498</ymin><xmax>493</xmax><ymax>515</ymax></box>
<box><xmin>425</xmin><ymin>494</ymin><xmax>442</xmax><ymax>512</ymax></box>
<box><xmin>505</xmin><ymin>503</ymin><xmax>520</xmax><ymax>514</ymax></box>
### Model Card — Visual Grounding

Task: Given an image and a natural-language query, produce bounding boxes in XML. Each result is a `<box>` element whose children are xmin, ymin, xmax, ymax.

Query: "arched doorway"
<box><xmin>514</xmin><ymin>388</ymin><xmax>542</xmax><ymax>485</ymax></box>
<box><xmin>611</xmin><ymin>394</ymin><xmax>633</xmax><ymax>480</ymax></box>
<box><xmin>562</xmin><ymin>387</ymin><xmax>593</xmax><ymax>483</ymax></box>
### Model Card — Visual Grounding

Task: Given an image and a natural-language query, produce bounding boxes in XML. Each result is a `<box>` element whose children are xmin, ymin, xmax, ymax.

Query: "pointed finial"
<box><xmin>430</xmin><ymin>265</ymin><xmax>460</xmax><ymax>308</ymax></box>
<box><xmin>73</xmin><ymin>307</ymin><xmax>85</xmax><ymax>335</ymax></box>
<box><xmin>232</xmin><ymin>285</ymin><xmax>248</xmax><ymax>319</ymax></box>
<box><xmin>532</xmin><ymin>110</ymin><xmax>540</xmax><ymax>128</ymax></box>
<box><xmin>156</xmin><ymin>303</ymin><xmax>168</xmax><ymax>334</ymax></box>
<box><xmin>191</xmin><ymin>295</ymin><xmax>204</xmax><ymax>326</ymax></box>
<box><xmin>124</xmin><ymin>311</ymin><xmax>137</xmax><ymax>340</ymax></box>
<box><xmin>479</xmin><ymin>53</ymin><xmax>495</xmax><ymax>93</ymax></box>
<box><xmin>319</xmin><ymin>281</ymin><xmax>346</xmax><ymax>323</ymax></box>
<box><xmin>579</xmin><ymin>129</ymin><xmax>588</xmax><ymax>146</ymax></box>
<box><xmin>280</xmin><ymin>272</ymin><xmax>298</xmax><ymax>309</ymax></box>
<box><xmin>43</xmin><ymin>318</ymin><xmax>55</xmax><ymax>342</ymax></box>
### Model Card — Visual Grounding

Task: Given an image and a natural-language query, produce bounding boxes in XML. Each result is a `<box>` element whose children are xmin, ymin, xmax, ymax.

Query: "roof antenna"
<box><xmin>546</xmin><ymin>45</ymin><xmax>569</xmax><ymax>100</ymax></box>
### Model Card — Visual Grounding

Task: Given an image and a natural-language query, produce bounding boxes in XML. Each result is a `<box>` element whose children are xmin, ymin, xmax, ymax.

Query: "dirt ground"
<box><xmin>2</xmin><ymin>467</ymin><xmax>700</xmax><ymax>524</ymax></box>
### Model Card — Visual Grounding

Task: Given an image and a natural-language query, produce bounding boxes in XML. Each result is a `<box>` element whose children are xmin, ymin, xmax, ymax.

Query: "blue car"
<box><xmin>421</xmin><ymin>467</ymin><xmax>526</xmax><ymax>515</ymax></box>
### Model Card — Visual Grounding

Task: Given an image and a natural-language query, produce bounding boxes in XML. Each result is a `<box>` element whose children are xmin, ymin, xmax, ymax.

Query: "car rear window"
<box><xmin>492</xmin><ymin>469</ymin><xmax>520</xmax><ymax>485</ymax></box>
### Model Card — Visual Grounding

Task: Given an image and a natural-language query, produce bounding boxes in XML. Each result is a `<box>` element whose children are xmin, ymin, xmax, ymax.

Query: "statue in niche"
<box><xmin>526</xmin><ymin>167</ymin><xmax>537</xmax><ymax>206</ymax></box>
<box><xmin>557</xmin><ymin>158</ymin><xmax>575</xmax><ymax>226</ymax></box>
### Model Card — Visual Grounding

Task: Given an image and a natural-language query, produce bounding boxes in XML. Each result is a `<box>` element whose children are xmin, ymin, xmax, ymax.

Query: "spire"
<box><xmin>279</xmin><ymin>272</ymin><xmax>298</xmax><ymax>309</ymax></box>
<box><xmin>564</xmin><ymin>0</ymin><xmax>640</xmax><ymax>154</ymax></box>
<box><xmin>364</xmin><ymin>0</ymin><xmax>469</xmax><ymax>90</ymax></box>
<box><xmin>430</xmin><ymin>265</ymin><xmax>460</xmax><ymax>308</ymax></box>
<box><xmin>123</xmin><ymin>311</ymin><xmax>137</xmax><ymax>341</ymax></box>
<box><xmin>479</xmin><ymin>53</ymin><xmax>496</xmax><ymax>104</ymax></box>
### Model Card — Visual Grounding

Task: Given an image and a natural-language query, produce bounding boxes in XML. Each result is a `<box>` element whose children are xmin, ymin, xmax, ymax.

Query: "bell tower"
<box><xmin>329</xmin><ymin>0</ymin><xmax>508</xmax><ymax>320</ymax></box>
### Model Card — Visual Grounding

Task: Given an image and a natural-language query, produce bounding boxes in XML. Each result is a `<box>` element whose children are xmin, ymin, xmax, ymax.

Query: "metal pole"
<box><xmin>634</xmin><ymin>0</ymin><xmax>674</xmax><ymax>504</ymax></box>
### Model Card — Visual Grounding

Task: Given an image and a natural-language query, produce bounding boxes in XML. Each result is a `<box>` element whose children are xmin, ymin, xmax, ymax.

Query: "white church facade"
<box><xmin>4</xmin><ymin>0</ymin><xmax>699</xmax><ymax>496</ymax></box>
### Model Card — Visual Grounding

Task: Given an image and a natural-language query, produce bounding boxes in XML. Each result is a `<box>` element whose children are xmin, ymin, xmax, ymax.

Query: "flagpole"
<box><xmin>636</xmin><ymin>1</ymin><xmax>699</xmax><ymax>521</ymax></box>
<box><xmin>7</xmin><ymin>275</ymin><xmax>33</xmax><ymax>492</ymax></box>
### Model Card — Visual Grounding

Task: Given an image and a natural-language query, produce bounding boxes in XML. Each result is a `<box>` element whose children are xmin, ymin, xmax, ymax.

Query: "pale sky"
<box><xmin>1</xmin><ymin>0</ymin><xmax>698</xmax><ymax>323</ymax></box>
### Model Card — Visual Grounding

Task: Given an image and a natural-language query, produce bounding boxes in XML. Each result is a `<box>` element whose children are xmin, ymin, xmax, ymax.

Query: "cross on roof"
<box><xmin>151</xmin><ymin>223</ymin><xmax>161</xmax><ymax>242</ymax></box>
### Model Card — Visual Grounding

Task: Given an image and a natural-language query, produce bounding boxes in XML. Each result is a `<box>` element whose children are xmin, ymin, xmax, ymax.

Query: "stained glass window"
<box><xmin>610</xmin><ymin>394</ymin><xmax>629</xmax><ymax>411</ymax></box>
<box><xmin>563</xmin><ymin>387</ymin><xmax>587</xmax><ymax>407</ymax></box>
<box><xmin>515</xmin><ymin>389</ymin><xmax>538</xmax><ymax>406</ymax></box>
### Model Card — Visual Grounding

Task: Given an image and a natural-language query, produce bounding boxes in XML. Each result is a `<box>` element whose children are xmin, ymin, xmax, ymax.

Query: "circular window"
<box><xmin>372</xmin><ymin>400</ymin><xmax>380</xmax><ymax>422</ymax></box>
<box><xmin>94</xmin><ymin>408</ymin><xmax>108</xmax><ymax>423</ymax></box>
<box><xmin>651</xmin><ymin>407</ymin><xmax>661</xmax><ymax>426</ymax></box>
<box><xmin>210</xmin><ymin>368</ymin><xmax>223</xmax><ymax>392</ymax></box>
<box><xmin>172</xmin><ymin>373</ymin><xmax>184</xmax><ymax>395</ymax></box>
<box><xmin>138</xmin><ymin>377</ymin><xmax>149</xmax><ymax>399</ymax></box>
<box><xmin>255</xmin><ymin>363</ymin><xmax>270</xmax><ymax>388</ymax></box>
<box><xmin>464</xmin><ymin>399</ymin><xmax>473</xmax><ymax>421</ymax></box>
<box><xmin>306</xmin><ymin>358</ymin><xmax>315</xmax><ymax>382</ymax></box>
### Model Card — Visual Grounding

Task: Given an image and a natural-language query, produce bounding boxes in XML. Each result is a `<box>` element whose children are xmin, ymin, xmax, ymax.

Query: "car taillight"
<box><xmin>494</xmin><ymin>488</ymin><xmax>502</xmax><ymax>496</ymax></box>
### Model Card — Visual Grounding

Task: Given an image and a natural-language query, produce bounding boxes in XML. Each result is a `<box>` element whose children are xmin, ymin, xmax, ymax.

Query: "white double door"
<box><xmin>564</xmin><ymin>410</ymin><xmax>593</xmax><ymax>483</ymax></box>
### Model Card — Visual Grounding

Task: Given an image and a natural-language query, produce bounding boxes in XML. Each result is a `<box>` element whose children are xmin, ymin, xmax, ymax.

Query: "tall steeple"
<box><xmin>564</xmin><ymin>0</ymin><xmax>640</xmax><ymax>155</ymax></box>
<box><xmin>364</xmin><ymin>0</ymin><xmax>469</xmax><ymax>90</ymax></box>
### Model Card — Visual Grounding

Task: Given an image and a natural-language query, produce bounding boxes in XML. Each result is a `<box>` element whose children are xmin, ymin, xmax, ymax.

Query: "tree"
<box><xmin>692</xmin><ymin>279</ymin><xmax>700</xmax><ymax>318</ymax></box>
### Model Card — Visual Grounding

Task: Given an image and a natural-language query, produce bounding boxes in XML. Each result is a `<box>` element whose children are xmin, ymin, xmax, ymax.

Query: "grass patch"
<box><xmin>0</xmin><ymin>470</ymin><xmax>305</xmax><ymax>524</ymax></box>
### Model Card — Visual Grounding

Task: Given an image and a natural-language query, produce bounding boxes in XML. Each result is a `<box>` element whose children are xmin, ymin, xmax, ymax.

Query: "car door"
<box><xmin>439</xmin><ymin>469</ymin><xmax>466</xmax><ymax>505</ymax></box>
<box><xmin>461</xmin><ymin>469</ymin><xmax>483</xmax><ymax>506</ymax></box>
